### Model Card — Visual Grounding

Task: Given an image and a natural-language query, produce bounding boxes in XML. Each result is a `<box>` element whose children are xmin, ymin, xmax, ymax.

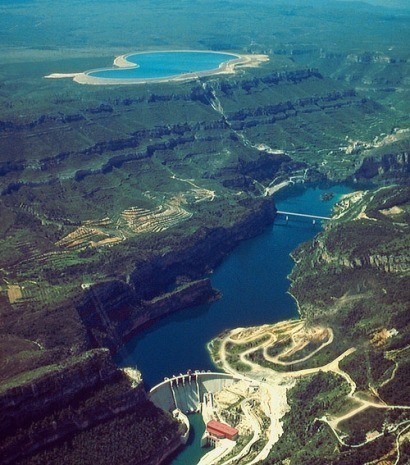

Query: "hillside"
<box><xmin>263</xmin><ymin>185</ymin><xmax>410</xmax><ymax>464</ymax></box>
<box><xmin>0</xmin><ymin>0</ymin><xmax>409</xmax><ymax>463</ymax></box>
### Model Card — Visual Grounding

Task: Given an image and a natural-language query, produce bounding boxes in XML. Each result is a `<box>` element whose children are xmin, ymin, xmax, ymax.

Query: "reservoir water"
<box><xmin>119</xmin><ymin>184</ymin><xmax>352</xmax><ymax>386</ymax></box>
<box><xmin>87</xmin><ymin>51</ymin><xmax>238</xmax><ymax>81</ymax></box>
<box><xmin>117</xmin><ymin>184</ymin><xmax>352</xmax><ymax>464</ymax></box>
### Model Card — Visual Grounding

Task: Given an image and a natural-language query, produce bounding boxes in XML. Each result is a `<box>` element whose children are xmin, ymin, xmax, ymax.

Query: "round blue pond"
<box><xmin>87</xmin><ymin>51</ymin><xmax>239</xmax><ymax>81</ymax></box>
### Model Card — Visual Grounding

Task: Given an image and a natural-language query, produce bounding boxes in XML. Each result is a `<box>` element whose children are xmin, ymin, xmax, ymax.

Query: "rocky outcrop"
<box><xmin>212</xmin><ymin>151</ymin><xmax>303</xmax><ymax>189</ymax></box>
<box><xmin>0</xmin><ymin>118</ymin><xmax>227</xmax><ymax>187</ymax></box>
<box><xmin>0</xmin><ymin>348</ymin><xmax>186</xmax><ymax>465</ymax></box>
<box><xmin>226</xmin><ymin>90</ymin><xmax>364</xmax><ymax>131</ymax></box>
<box><xmin>130</xmin><ymin>197</ymin><xmax>276</xmax><ymax>300</ymax></box>
<box><xmin>1</xmin><ymin>373</ymin><xmax>147</xmax><ymax>465</ymax></box>
<box><xmin>77</xmin><ymin>278</ymin><xmax>218</xmax><ymax>351</ymax></box>
<box><xmin>346</xmin><ymin>52</ymin><xmax>395</xmax><ymax>64</ymax></box>
<box><xmin>211</xmin><ymin>68</ymin><xmax>323</xmax><ymax>95</ymax></box>
<box><xmin>228</xmin><ymin>90</ymin><xmax>357</xmax><ymax>120</ymax></box>
<box><xmin>128</xmin><ymin>279</ymin><xmax>218</xmax><ymax>337</ymax></box>
<box><xmin>0</xmin><ymin>113</ymin><xmax>85</xmax><ymax>132</ymax></box>
<box><xmin>76</xmin><ymin>197</ymin><xmax>276</xmax><ymax>352</ymax></box>
<box><xmin>354</xmin><ymin>151</ymin><xmax>409</xmax><ymax>182</ymax></box>
<box><xmin>0</xmin><ymin>349</ymin><xmax>118</xmax><ymax>437</ymax></box>
<box><xmin>316</xmin><ymin>246</ymin><xmax>409</xmax><ymax>273</ymax></box>
<box><xmin>77</xmin><ymin>280</ymin><xmax>136</xmax><ymax>351</ymax></box>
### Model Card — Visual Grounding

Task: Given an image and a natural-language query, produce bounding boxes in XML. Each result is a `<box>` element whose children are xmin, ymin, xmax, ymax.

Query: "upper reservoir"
<box><xmin>45</xmin><ymin>50</ymin><xmax>268</xmax><ymax>84</ymax></box>
<box><xmin>118</xmin><ymin>184</ymin><xmax>353</xmax><ymax>388</ymax></box>
<box><xmin>85</xmin><ymin>51</ymin><xmax>239</xmax><ymax>82</ymax></box>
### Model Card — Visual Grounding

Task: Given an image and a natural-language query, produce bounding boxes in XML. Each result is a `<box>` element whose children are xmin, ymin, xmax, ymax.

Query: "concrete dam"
<box><xmin>149</xmin><ymin>371</ymin><xmax>242</xmax><ymax>413</ymax></box>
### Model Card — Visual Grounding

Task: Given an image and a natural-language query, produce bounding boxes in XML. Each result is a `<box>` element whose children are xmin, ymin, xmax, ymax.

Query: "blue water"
<box><xmin>165</xmin><ymin>413</ymin><xmax>206</xmax><ymax>465</ymax></box>
<box><xmin>87</xmin><ymin>51</ymin><xmax>238</xmax><ymax>80</ymax></box>
<box><xmin>118</xmin><ymin>184</ymin><xmax>352</xmax><ymax>464</ymax></box>
<box><xmin>118</xmin><ymin>184</ymin><xmax>353</xmax><ymax>388</ymax></box>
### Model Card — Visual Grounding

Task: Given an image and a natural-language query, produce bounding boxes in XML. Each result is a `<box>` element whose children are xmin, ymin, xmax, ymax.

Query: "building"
<box><xmin>206</xmin><ymin>420</ymin><xmax>239</xmax><ymax>441</ymax></box>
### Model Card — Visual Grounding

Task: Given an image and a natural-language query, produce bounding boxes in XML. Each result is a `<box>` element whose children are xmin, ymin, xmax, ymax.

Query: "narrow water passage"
<box><xmin>118</xmin><ymin>185</ymin><xmax>352</xmax><ymax>388</ymax></box>
<box><xmin>166</xmin><ymin>413</ymin><xmax>206</xmax><ymax>465</ymax></box>
<box><xmin>118</xmin><ymin>184</ymin><xmax>352</xmax><ymax>464</ymax></box>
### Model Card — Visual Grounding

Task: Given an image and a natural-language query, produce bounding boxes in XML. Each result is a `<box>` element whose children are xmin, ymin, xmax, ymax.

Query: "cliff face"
<box><xmin>354</xmin><ymin>150</ymin><xmax>409</xmax><ymax>182</ymax></box>
<box><xmin>130</xmin><ymin>197</ymin><xmax>276</xmax><ymax>299</ymax></box>
<box><xmin>313</xmin><ymin>241</ymin><xmax>409</xmax><ymax>273</ymax></box>
<box><xmin>289</xmin><ymin>186</ymin><xmax>409</xmax><ymax>331</ymax></box>
<box><xmin>0</xmin><ymin>351</ymin><xmax>184</xmax><ymax>465</ymax></box>
<box><xmin>77</xmin><ymin>279</ymin><xmax>218</xmax><ymax>351</ymax></box>
<box><xmin>0</xmin><ymin>349</ymin><xmax>151</xmax><ymax>465</ymax></box>
<box><xmin>76</xmin><ymin>196</ymin><xmax>276</xmax><ymax>351</ymax></box>
<box><xmin>131</xmin><ymin>279</ymin><xmax>218</xmax><ymax>336</ymax></box>
<box><xmin>0</xmin><ymin>349</ymin><xmax>117</xmax><ymax>436</ymax></box>
<box><xmin>77</xmin><ymin>280</ymin><xmax>137</xmax><ymax>351</ymax></box>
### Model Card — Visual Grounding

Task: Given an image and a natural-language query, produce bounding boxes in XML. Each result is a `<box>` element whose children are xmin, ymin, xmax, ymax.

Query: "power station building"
<box><xmin>207</xmin><ymin>420</ymin><xmax>239</xmax><ymax>440</ymax></box>
<box><xmin>200</xmin><ymin>420</ymin><xmax>239</xmax><ymax>448</ymax></box>
<box><xmin>149</xmin><ymin>371</ymin><xmax>242</xmax><ymax>450</ymax></box>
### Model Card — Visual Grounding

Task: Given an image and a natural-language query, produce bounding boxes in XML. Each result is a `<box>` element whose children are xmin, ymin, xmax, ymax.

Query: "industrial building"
<box><xmin>206</xmin><ymin>420</ymin><xmax>239</xmax><ymax>441</ymax></box>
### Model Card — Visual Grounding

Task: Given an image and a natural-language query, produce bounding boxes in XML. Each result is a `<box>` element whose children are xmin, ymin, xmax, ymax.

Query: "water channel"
<box><xmin>118</xmin><ymin>183</ymin><xmax>353</xmax><ymax>464</ymax></box>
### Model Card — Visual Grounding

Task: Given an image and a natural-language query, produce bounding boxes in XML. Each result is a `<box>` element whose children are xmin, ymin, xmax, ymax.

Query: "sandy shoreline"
<box><xmin>44</xmin><ymin>51</ymin><xmax>269</xmax><ymax>85</ymax></box>
<box><xmin>44</xmin><ymin>73</ymin><xmax>81</xmax><ymax>79</ymax></box>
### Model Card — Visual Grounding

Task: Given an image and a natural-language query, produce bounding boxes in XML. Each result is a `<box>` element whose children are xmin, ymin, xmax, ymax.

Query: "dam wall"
<box><xmin>149</xmin><ymin>371</ymin><xmax>241</xmax><ymax>413</ymax></box>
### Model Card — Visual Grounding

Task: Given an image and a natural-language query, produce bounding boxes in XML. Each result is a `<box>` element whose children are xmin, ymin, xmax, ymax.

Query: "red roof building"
<box><xmin>206</xmin><ymin>420</ymin><xmax>239</xmax><ymax>441</ymax></box>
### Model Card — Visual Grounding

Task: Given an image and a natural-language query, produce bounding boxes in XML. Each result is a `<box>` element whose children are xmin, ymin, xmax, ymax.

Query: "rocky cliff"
<box><xmin>130</xmin><ymin>197</ymin><xmax>276</xmax><ymax>298</ymax></box>
<box><xmin>289</xmin><ymin>186</ymin><xmax>409</xmax><ymax>334</ymax></box>
<box><xmin>77</xmin><ymin>278</ymin><xmax>217</xmax><ymax>351</ymax></box>
<box><xmin>0</xmin><ymin>350</ymin><xmax>167</xmax><ymax>465</ymax></box>
<box><xmin>0</xmin><ymin>349</ymin><xmax>117</xmax><ymax>435</ymax></box>
<box><xmin>353</xmin><ymin>149</ymin><xmax>409</xmax><ymax>182</ymax></box>
<box><xmin>76</xmin><ymin>196</ymin><xmax>276</xmax><ymax>351</ymax></box>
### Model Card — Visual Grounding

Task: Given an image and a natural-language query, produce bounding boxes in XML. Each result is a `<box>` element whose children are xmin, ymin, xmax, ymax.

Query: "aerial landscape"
<box><xmin>0</xmin><ymin>0</ymin><xmax>409</xmax><ymax>464</ymax></box>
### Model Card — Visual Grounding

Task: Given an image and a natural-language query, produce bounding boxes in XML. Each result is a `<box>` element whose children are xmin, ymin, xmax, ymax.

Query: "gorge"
<box><xmin>0</xmin><ymin>0</ymin><xmax>409</xmax><ymax>463</ymax></box>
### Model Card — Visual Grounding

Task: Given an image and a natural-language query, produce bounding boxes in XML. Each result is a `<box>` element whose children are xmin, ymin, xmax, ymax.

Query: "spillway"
<box><xmin>149</xmin><ymin>371</ymin><xmax>241</xmax><ymax>413</ymax></box>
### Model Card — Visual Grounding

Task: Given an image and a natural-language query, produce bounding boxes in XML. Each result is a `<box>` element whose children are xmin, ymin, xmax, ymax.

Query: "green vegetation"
<box><xmin>263</xmin><ymin>372</ymin><xmax>398</xmax><ymax>464</ymax></box>
<box><xmin>273</xmin><ymin>185</ymin><xmax>410</xmax><ymax>463</ymax></box>
<box><xmin>338</xmin><ymin>407</ymin><xmax>386</xmax><ymax>444</ymax></box>
<box><xmin>224</xmin><ymin>353</ymin><xmax>252</xmax><ymax>373</ymax></box>
<box><xmin>0</xmin><ymin>0</ymin><xmax>409</xmax><ymax>463</ymax></box>
<box><xmin>379</xmin><ymin>358</ymin><xmax>410</xmax><ymax>404</ymax></box>
<box><xmin>263</xmin><ymin>372</ymin><xmax>348</xmax><ymax>464</ymax></box>
<box><xmin>225</xmin><ymin>334</ymin><xmax>271</xmax><ymax>354</ymax></box>
<box><xmin>278</xmin><ymin>339</ymin><xmax>325</xmax><ymax>362</ymax></box>
<box><xmin>291</xmin><ymin>188</ymin><xmax>410</xmax><ymax>352</ymax></box>
<box><xmin>15</xmin><ymin>402</ymin><xmax>179</xmax><ymax>465</ymax></box>
<box><xmin>339</xmin><ymin>349</ymin><xmax>396</xmax><ymax>391</ymax></box>
<box><xmin>266</xmin><ymin>337</ymin><xmax>292</xmax><ymax>357</ymax></box>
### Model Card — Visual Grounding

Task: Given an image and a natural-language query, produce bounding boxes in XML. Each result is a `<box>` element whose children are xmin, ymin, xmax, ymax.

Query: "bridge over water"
<box><xmin>275</xmin><ymin>210</ymin><xmax>331</xmax><ymax>223</ymax></box>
